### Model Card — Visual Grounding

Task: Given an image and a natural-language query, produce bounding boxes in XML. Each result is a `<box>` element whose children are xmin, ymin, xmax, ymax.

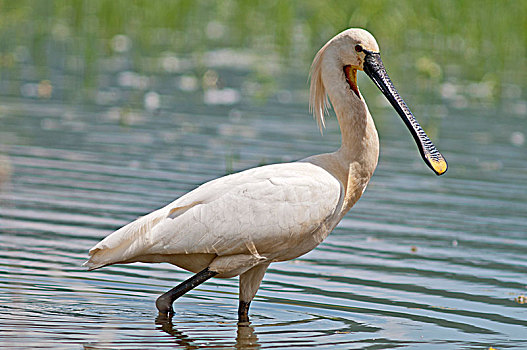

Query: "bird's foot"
<box><xmin>156</xmin><ymin>294</ymin><xmax>175</xmax><ymax>317</ymax></box>
<box><xmin>238</xmin><ymin>300</ymin><xmax>251</xmax><ymax>325</ymax></box>
<box><xmin>237</xmin><ymin>318</ymin><xmax>250</xmax><ymax>327</ymax></box>
<box><xmin>155</xmin><ymin>312</ymin><xmax>173</xmax><ymax>325</ymax></box>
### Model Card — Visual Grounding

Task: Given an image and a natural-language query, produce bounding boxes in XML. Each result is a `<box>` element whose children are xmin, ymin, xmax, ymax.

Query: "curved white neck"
<box><xmin>322</xmin><ymin>49</ymin><xmax>378</xmax><ymax>167</ymax></box>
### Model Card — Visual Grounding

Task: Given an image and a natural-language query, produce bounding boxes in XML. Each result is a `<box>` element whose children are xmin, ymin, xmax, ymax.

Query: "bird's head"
<box><xmin>310</xmin><ymin>29</ymin><xmax>381</xmax><ymax>130</ymax></box>
<box><xmin>328</xmin><ymin>28</ymin><xmax>380</xmax><ymax>71</ymax></box>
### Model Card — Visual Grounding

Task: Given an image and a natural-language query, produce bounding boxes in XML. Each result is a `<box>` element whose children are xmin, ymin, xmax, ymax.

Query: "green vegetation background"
<box><xmin>0</xmin><ymin>0</ymin><xmax>525</xmax><ymax>104</ymax></box>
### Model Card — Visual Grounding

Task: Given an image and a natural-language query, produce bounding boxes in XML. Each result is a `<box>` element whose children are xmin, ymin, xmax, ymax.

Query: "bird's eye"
<box><xmin>355</xmin><ymin>45</ymin><xmax>363</xmax><ymax>52</ymax></box>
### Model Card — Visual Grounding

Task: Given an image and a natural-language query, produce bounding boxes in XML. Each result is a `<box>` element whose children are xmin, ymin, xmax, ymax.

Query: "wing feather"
<box><xmin>84</xmin><ymin>162</ymin><xmax>341</xmax><ymax>270</ymax></box>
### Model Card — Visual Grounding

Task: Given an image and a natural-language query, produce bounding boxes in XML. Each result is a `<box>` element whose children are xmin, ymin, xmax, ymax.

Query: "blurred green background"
<box><xmin>0</xmin><ymin>0</ymin><xmax>525</xmax><ymax>110</ymax></box>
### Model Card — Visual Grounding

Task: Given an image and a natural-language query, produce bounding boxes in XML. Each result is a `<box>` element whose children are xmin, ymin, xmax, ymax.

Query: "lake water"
<box><xmin>1</xmin><ymin>24</ymin><xmax>527</xmax><ymax>350</ymax></box>
<box><xmin>1</xmin><ymin>84</ymin><xmax>526</xmax><ymax>349</ymax></box>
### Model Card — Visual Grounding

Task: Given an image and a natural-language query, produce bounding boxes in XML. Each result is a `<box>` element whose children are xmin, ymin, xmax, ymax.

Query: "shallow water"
<box><xmin>1</xmin><ymin>79</ymin><xmax>526</xmax><ymax>350</ymax></box>
<box><xmin>1</xmin><ymin>3</ymin><xmax>526</xmax><ymax>347</ymax></box>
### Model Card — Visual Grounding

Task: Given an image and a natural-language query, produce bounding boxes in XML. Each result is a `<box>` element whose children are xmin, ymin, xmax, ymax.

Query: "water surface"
<box><xmin>1</xmin><ymin>90</ymin><xmax>526</xmax><ymax>349</ymax></box>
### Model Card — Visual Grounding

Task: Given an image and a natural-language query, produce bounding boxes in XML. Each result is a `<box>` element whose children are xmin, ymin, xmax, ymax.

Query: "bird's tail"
<box><xmin>83</xmin><ymin>208</ymin><xmax>166</xmax><ymax>270</ymax></box>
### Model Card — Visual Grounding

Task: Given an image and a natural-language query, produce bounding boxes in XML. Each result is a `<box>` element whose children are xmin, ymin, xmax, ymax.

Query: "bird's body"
<box><xmin>85</xmin><ymin>28</ymin><xmax>446</xmax><ymax>322</ymax></box>
<box><xmin>85</xmin><ymin>162</ymin><xmax>344</xmax><ymax>276</ymax></box>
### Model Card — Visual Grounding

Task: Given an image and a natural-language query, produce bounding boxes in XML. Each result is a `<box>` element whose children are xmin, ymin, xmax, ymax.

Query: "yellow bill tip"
<box><xmin>426</xmin><ymin>154</ymin><xmax>448</xmax><ymax>175</ymax></box>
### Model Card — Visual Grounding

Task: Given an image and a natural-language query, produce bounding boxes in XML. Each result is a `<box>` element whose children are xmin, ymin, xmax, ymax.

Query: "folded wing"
<box><xmin>84</xmin><ymin>162</ymin><xmax>342</xmax><ymax>270</ymax></box>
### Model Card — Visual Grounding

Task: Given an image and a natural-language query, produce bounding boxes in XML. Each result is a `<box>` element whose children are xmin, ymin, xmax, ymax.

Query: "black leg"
<box><xmin>238</xmin><ymin>300</ymin><xmax>251</xmax><ymax>323</ymax></box>
<box><xmin>156</xmin><ymin>267</ymin><xmax>218</xmax><ymax>316</ymax></box>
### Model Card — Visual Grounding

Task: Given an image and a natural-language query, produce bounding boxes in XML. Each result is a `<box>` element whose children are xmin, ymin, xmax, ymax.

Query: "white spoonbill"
<box><xmin>84</xmin><ymin>28</ymin><xmax>447</xmax><ymax>322</ymax></box>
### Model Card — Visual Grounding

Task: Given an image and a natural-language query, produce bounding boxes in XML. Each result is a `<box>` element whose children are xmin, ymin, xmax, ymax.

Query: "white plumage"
<box><xmin>84</xmin><ymin>28</ymin><xmax>446</xmax><ymax>322</ymax></box>
<box><xmin>85</xmin><ymin>162</ymin><xmax>342</xmax><ymax>277</ymax></box>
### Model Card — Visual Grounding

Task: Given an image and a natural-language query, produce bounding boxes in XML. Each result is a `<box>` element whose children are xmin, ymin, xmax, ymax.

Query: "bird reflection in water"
<box><xmin>155</xmin><ymin>315</ymin><xmax>260</xmax><ymax>349</ymax></box>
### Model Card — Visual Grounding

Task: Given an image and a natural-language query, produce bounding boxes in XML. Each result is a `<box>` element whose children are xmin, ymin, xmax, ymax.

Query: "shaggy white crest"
<box><xmin>309</xmin><ymin>39</ymin><xmax>331</xmax><ymax>133</ymax></box>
